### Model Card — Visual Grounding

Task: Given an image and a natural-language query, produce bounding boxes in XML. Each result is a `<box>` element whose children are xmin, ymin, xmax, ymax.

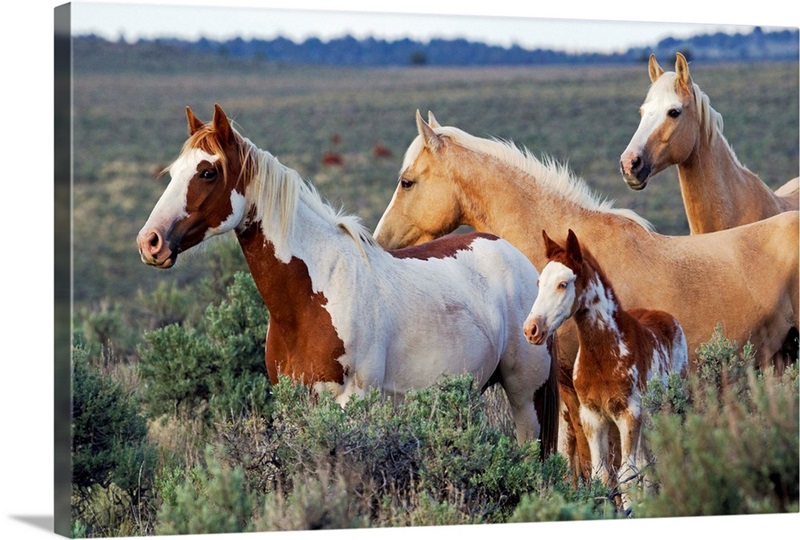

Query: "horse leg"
<box><xmin>579</xmin><ymin>406</ymin><xmax>611</xmax><ymax>488</ymax></box>
<box><xmin>636</xmin><ymin>427</ymin><xmax>656</xmax><ymax>496</ymax></box>
<box><xmin>500</xmin><ymin>375</ymin><xmax>542</xmax><ymax>446</ymax></box>
<box><xmin>614</xmin><ymin>410</ymin><xmax>643</xmax><ymax>515</ymax></box>
<box><xmin>559</xmin><ymin>361</ymin><xmax>593</xmax><ymax>481</ymax></box>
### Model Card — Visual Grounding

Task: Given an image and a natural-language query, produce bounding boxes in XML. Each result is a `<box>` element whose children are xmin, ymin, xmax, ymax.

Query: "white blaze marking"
<box><xmin>627</xmin><ymin>75</ymin><xmax>682</xmax><ymax>153</ymax></box>
<box><xmin>527</xmin><ymin>261</ymin><xmax>576</xmax><ymax>340</ymax></box>
<box><xmin>141</xmin><ymin>149</ymin><xmax>218</xmax><ymax>233</ymax></box>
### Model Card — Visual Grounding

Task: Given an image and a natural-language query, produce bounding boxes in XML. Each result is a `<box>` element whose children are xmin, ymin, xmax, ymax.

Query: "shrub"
<box><xmin>639</xmin><ymin>327</ymin><xmax>799</xmax><ymax>517</ymax></box>
<box><xmin>255</xmin><ymin>463</ymin><xmax>371</xmax><ymax>531</ymax></box>
<box><xmin>71</xmin><ymin>345</ymin><xmax>158</xmax><ymax>535</ymax></box>
<box><xmin>135</xmin><ymin>280</ymin><xmax>192</xmax><ymax>330</ymax></box>
<box><xmin>217</xmin><ymin>374</ymin><xmax>597</xmax><ymax>529</ymax></box>
<box><xmin>155</xmin><ymin>448</ymin><xmax>255</xmax><ymax>535</ymax></box>
<box><xmin>137</xmin><ymin>271</ymin><xmax>270</xmax><ymax>422</ymax></box>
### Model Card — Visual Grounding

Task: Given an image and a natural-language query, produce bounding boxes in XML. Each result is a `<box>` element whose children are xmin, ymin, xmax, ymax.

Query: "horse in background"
<box><xmin>137</xmin><ymin>104</ymin><xmax>560</xmax><ymax>454</ymax></box>
<box><xmin>620</xmin><ymin>53</ymin><xmax>799</xmax><ymax>235</ymax></box>
<box><xmin>524</xmin><ymin>229</ymin><xmax>688</xmax><ymax>513</ymax></box>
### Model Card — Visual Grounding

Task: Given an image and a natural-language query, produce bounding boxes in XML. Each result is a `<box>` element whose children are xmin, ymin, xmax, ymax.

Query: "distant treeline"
<box><xmin>77</xmin><ymin>26</ymin><xmax>798</xmax><ymax>67</ymax></box>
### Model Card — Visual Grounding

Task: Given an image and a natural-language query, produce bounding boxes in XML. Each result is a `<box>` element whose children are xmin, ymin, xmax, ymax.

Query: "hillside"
<box><xmin>74</xmin><ymin>26</ymin><xmax>799</xmax><ymax>68</ymax></box>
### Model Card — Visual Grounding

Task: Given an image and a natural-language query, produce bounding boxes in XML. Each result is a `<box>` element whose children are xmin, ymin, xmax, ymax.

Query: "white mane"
<box><xmin>240</xmin><ymin>137</ymin><xmax>375</xmax><ymax>258</ymax></box>
<box><xmin>408</xmin><ymin>126</ymin><xmax>653</xmax><ymax>231</ymax></box>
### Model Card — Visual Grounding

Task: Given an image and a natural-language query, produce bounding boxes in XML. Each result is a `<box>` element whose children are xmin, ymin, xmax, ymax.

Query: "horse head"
<box><xmin>523</xmin><ymin>230</ymin><xmax>583</xmax><ymax>345</ymax></box>
<box><xmin>373</xmin><ymin>110</ymin><xmax>466</xmax><ymax>250</ymax></box>
<box><xmin>619</xmin><ymin>53</ymin><xmax>700</xmax><ymax>190</ymax></box>
<box><xmin>137</xmin><ymin>104</ymin><xmax>248</xmax><ymax>268</ymax></box>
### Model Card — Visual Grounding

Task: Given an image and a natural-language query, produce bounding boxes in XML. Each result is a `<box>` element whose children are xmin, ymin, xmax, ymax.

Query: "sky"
<box><xmin>0</xmin><ymin>2</ymin><xmax>798</xmax><ymax>540</ymax></box>
<box><xmin>68</xmin><ymin>0</ymin><xmax>798</xmax><ymax>54</ymax></box>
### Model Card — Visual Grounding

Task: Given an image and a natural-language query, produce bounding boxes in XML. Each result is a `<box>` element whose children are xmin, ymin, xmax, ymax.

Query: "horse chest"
<box><xmin>573</xmin><ymin>347</ymin><xmax>640</xmax><ymax>418</ymax></box>
<box><xmin>238</xmin><ymin>226</ymin><xmax>349</xmax><ymax>388</ymax></box>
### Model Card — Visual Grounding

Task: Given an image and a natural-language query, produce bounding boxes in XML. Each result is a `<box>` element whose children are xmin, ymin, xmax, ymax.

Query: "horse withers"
<box><xmin>523</xmin><ymin>229</ymin><xmax>688</xmax><ymax>513</ymax></box>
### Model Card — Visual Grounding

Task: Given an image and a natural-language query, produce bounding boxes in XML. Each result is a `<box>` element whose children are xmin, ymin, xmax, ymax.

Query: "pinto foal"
<box><xmin>523</xmin><ymin>229</ymin><xmax>687</xmax><ymax>512</ymax></box>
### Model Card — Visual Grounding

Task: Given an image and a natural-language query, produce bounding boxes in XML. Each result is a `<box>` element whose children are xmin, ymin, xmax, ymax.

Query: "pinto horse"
<box><xmin>373</xmin><ymin>110</ymin><xmax>799</xmax><ymax>479</ymax></box>
<box><xmin>620</xmin><ymin>53</ymin><xmax>799</xmax><ymax>235</ymax></box>
<box><xmin>137</xmin><ymin>104</ymin><xmax>559</xmax><ymax>453</ymax></box>
<box><xmin>523</xmin><ymin>229</ymin><xmax>688</xmax><ymax>512</ymax></box>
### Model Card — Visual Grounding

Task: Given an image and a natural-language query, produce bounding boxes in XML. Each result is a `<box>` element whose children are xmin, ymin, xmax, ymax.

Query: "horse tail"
<box><xmin>535</xmin><ymin>333</ymin><xmax>561</xmax><ymax>460</ymax></box>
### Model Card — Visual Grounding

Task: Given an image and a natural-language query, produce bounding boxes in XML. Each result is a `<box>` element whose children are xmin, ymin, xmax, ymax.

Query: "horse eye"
<box><xmin>667</xmin><ymin>108</ymin><xmax>682</xmax><ymax>119</ymax></box>
<box><xmin>557</xmin><ymin>282</ymin><xmax>567</xmax><ymax>290</ymax></box>
<box><xmin>400</xmin><ymin>179</ymin><xmax>415</xmax><ymax>190</ymax></box>
<box><xmin>199</xmin><ymin>169</ymin><xmax>218</xmax><ymax>181</ymax></box>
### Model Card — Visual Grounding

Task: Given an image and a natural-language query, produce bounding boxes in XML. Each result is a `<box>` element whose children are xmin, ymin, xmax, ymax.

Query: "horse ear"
<box><xmin>212</xmin><ymin>103</ymin><xmax>234</xmax><ymax>144</ymax></box>
<box><xmin>542</xmin><ymin>229</ymin><xmax>562</xmax><ymax>259</ymax></box>
<box><xmin>565</xmin><ymin>229</ymin><xmax>583</xmax><ymax>265</ymax></box>
<box><xmin>648</xmin><ymin>54</ymin><xmax>664</xmax><ymax>83</ymax></box>
<box><xmin>674</xmin><ymin>52</ymin><xmax>692</xmax><ymax>89</ymax></box>
<box><xmin>416</xmin><ymin>109</ymin><xmax>442</xmax><ymax>152</ymax></box>
<box><xmin>427</xmin><ymin>110</ymin><xmax>441</xmax><ymax>128</ymax></box>
<box><xmin>186</xmin><ymin>106</ymin><xmax>205</xmax><ymax>135</ymax></box>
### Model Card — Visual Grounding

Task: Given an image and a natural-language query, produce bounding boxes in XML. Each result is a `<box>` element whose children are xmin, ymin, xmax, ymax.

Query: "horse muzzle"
<box><xmin>137</xmin><ymin>229</ymin><xmax>177</xmax><ymax>269</ymax></box>
<box><xmin>523</xmin><ymin>318</ymin><xmax>548</xmax><ymax>346</ymax></box>
<box><xmin>620</xmin><ymin>153</ymin><xmax>652</xmax><ymax>191</ymax></box>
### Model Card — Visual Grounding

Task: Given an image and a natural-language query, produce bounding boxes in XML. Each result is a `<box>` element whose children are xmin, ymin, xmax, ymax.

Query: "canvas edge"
<box><xmin>54</xmin><ymin>2</ymin><xmax>73</xmax><ymax>538</ymax></box>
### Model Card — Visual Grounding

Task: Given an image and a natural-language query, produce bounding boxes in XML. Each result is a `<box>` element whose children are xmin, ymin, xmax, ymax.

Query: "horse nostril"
<box><xmin>146</xmin><ymin>231</ymin><xmax>162</xmax><ymax>252</ymax></box>
<box><xmin>524</xmin><ymin>322</ymin><xmax>538</xmax><ymax>341</ymax></box>
<box><xmin>631</xmin><ymin>155</ymin><xmax>642</xmax><ymax>172</ymax></box>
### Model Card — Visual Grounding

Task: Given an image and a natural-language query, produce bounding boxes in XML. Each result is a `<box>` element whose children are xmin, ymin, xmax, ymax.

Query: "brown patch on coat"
<box><xmin>238</xmin><ymin>224</ymin><xmax>345</xmax><ymax>387</ymax></box>
<box><xmin>390</xmin><ymin>232</ymin><xmax>498</xmax><ymax>260</ymax></box>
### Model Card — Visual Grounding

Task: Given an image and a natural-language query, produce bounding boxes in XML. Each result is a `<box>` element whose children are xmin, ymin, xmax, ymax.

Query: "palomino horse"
<box><xmin>523</xmin><ymin>229</ymin><xmax>688</xmax><ymax>513</ymax></box>
<box><xmin>137</xmin><ymin>104</ymin><xmax>560</xmax><ymax>453</ymax></box>
<box><xmin>620</xmin><ymin>53</ymin><xmax>799</xmax><ymax>235</ymax></box>
<box><xmin>373</xmin><ymin>110</ymin><xmax>799</xmax><ymax>479</ymax></box>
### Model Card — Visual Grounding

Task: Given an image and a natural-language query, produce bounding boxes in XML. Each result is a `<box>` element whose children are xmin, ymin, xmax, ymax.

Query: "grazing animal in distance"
<box><xmin>136</xmin><ymin>104</ymin><xmax>560</xmax><ymax>454</ymax></box>
<box><xmin>620</xmin><ymin>52</ymin><xmax>799</xmax><ymax>235</ymax></box>
<box><xmin>523</xmin><ymin>229</ymin><xmax>688</xmax><ymax>513</ymax></box>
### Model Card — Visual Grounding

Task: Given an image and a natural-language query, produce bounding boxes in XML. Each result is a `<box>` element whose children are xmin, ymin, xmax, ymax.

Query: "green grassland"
<box><xmin>72</xmin><ymin>48</ymin><xmax>799</xmax><ymax>309</ymax></box>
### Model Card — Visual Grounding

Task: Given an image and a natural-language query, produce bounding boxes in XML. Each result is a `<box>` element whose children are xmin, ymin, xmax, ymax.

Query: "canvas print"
<box><xmin>54</xmin><ymin>1</ymin><xmax>799</xmax><ymax>537</ymax></box>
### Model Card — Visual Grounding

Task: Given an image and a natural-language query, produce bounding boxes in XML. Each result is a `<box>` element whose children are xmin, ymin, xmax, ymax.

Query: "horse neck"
<box><xmin>450</xmin><ymin>145</ymin><xmax>647</xmax><ymax>271</ymax></box>
<box><xmin>236</xmin><ymin>221</ymin><xmax>313</xmax><ymax>324</ymax></box>
<box><xmin>234</xmin><ymin>159</ymin><xmax>364</xmax><ymax>324</ymax></box>
<box><xmin>572</xmin><ymin>258</ymin><xmax>625</xmax><ymax>355</ymax></box>
<box><xmin>677</xmin><ymin>121</ymin><xmax>782</xmax><ymax>233</ymax></box>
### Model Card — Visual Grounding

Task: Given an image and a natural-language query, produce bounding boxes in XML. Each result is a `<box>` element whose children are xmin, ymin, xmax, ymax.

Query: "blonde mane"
<box><xmin>409</xmin><ymin>126</ymin><xmax>653</xmax><ymax>231</ymax></box>
<box><xmin>689</xmin><ymin>81</ymin><xmax>743</xmax><ymax>167</ymax></box>
<box><xmin>241</xmin><ymin>139</ymin><xmax>375</xmax><ymax>257</ymax></box>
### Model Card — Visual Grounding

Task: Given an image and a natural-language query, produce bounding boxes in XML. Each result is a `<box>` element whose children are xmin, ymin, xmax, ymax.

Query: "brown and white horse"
<box><xmin>373</xmin><ymin>110</ymin><xmax>799</xmax><ymax>478</ymax></box>
<box><xmin>137</xmin><ymin>104</ymin><xmax>560</xmax><ymax>452</ymax></box>
<box><xmin>620</xmin><ymin>53</ymin><xmax>799</xmax><ymax>235</ymax></box>
<box><xmin>523</xmin><ymin>229</ymin><xmax>688</xmax><ymax>512</ymax></box>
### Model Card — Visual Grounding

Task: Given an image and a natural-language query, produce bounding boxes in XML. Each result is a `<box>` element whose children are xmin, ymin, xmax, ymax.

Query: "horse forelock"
<box><xmin>178</xmin><ymin>124</ymin><xmax>234</xmax><ymax>182</ymax></box>
<box><xmin>411</xmin><ymin>126</ymin><xmax>653</xmax><ymax>231</ymax></box>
